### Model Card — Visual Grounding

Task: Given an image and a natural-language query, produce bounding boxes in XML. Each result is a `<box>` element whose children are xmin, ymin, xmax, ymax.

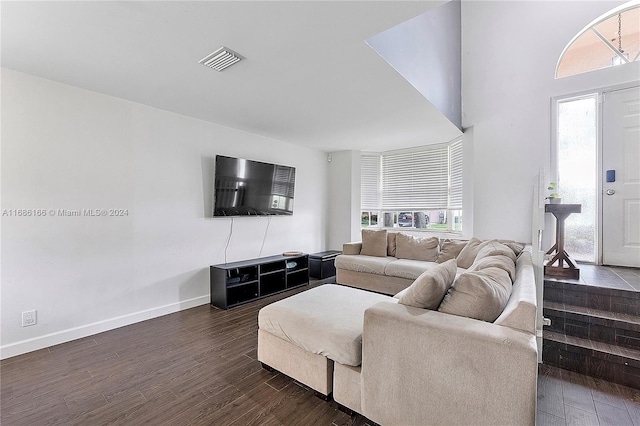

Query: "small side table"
<box><xmin>545</xmin><ymin>203</ymin><xmax>581</xmax><ymax>279</ymax></box>
<box><xmin>309</xmin><ymin>250</ymin><xmax>341</xmax><ymax>279</ymax></box>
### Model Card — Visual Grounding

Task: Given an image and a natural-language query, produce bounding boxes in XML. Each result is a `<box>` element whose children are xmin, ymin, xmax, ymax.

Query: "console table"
<box><xmin>545</xmin><ymin>203</ymin><xmax>581</xmax><ymax>279</ymax></box>
<box><xmin>210</xmin><ymin>254</ymin><xmax>309</xmax><ymax>309</ymax></box>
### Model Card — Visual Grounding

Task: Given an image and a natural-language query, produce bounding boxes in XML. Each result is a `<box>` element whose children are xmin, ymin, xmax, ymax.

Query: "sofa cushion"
<box><xmin>395</xmin><ymin>233</ymin><xmax>439</xmax><ymax>262</ymax></box>
<box><xmin>498</xmin><ymin>240</ymin><xmax>525</xmax><ymax>257</ymax></box>
<box><xmin>335</xmin><ymin>254</ymin><xmax>396</xmax><ymax>275</ymax></box>
<box><xmin>343</xmin><ymin>242</ymin><xmax>363</xmax><ymax>255</ymax></box>
<box><xmin>436</xmin><ymin>238</ymin><xmax>468</xmax><ymax>263</ymax></box>
<box><xmin>384</xmin><ymin>259</ymin><xmax>437</xmax><ymax>280</ymax></box>
<box><xmin>398</xmin><ymin>259</ymin><xmax>457</xmax><ymax>310</ymax></box>
<box><xmin>475</xmin><ymin>240</ymin><xmax>517</xmax><ymax>263</ymax></box>
<box><xmin>438</xmin><ymin>267</ymin><xmax>512</xmax><ymax>322</ymax></box>
<box><xmin>387</xmin><ymin>232</ymin><xmax>397</xmax><ymax>257</ymax></box>
<box><xmin>456</xmin><ymin>237</ymin><xmax>487</xmax><ymax>268</ymax></box>
<box><xmin>468</xmin><ymin>254</ymin><xmax>516</xmax><ymax>281</ymax></box>
<box><xmin>258</xmin><ymin>284</ymin><xmax>396</xmax><ymax>366</ymax></box>
<box><xmin>361</xmin><ymin>229</ymin><xmax>388</xmax><ymax>257</ymax></box>
<box><xmin>495</xmin><ymin>248</ymin><xmax>537</xmax><ymax>334</ymax></box>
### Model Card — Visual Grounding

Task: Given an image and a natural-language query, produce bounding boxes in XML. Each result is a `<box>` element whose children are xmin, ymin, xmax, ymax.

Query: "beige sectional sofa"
<box><xmin>258</xmin><ymin>231</ymin><xmax>538</xmax><ymax>425</ymax></box>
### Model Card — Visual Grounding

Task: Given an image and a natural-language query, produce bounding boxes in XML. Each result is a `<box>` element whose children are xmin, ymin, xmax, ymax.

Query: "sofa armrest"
<box><xmin>342</xmin><ymin>241</ymin><xmax>362</xmax><ymax>255</ymax></box>
<box><xmin>361</xmin><ymin>302</ymin><xmax>537</xmax><ymax>426</ymax></box>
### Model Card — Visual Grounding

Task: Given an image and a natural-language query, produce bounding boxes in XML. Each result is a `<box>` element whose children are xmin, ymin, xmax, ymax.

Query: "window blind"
<box><xmin>360</xmin><ymin>154</ymin><xmax>380</xmax><ymax>210</ymax></box>
<box><xmin>449</xmin><ymin>140</ymin><xmax>463</xmax><ymax>209</ymax></box>
<box><xmin>381</xmin><ymin>146</ymin><xmax>449</xmax><ymax>210</ymax></box>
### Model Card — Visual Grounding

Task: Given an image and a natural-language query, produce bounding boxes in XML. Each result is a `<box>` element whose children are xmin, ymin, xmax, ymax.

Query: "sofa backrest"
<box><xmin>494</xmin><ymin>247</ymin><xmax>536</xmax><ymax>335</ymax></box>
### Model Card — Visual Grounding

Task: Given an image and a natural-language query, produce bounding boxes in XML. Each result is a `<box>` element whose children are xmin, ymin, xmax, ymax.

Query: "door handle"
<box><xmin>606</xmin><ymin>189</ymin><xmax>616</xmax><ymax>195</ymax></box>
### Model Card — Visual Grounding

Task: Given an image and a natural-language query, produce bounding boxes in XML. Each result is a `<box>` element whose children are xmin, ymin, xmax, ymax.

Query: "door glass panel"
<box><xmin>557</xmin><ymin>96</ymin><xmax>597</xmax><ymax>262</ymax></box>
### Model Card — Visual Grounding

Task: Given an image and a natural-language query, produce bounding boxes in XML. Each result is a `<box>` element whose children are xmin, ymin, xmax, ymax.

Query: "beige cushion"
<box><xmin>384</xmin><ymin>259</ymin><xmax>437</xmax><ymax>280</ymax></box>
<box><xmin>468</xmin><ymin>254</ymin><xmax>516</xmax><ymax>281</ymax></box>
<box><xmin>456</xmin><ymin>237</ymin><xmax>486</xmax><ymax>268</ymax></box>
<box><xmin>361</xmin><ymin>229</ymin><xmax>388</xmax><ymax>257</ymax></box>
<box><xmin>499</xmin><ymin>240</ymin><xmax>525</xmax><ymax>257</ymax></box>
<box><xmin>436</xmin><ymin>239</ymin><xmax>468</xmax><ymax>263</ymax></box>
<box><xmin>258</xmin><ymin>284</ymin><xmax>396</xmax><ymax>366</ymax></box>
<box><xmin>395</xmin><ymin>233</ymin><xmax>439</xmax><ymax>262</ymax></box>
<box><xmin>387</xmin><ymin>232</ymin><xmax>397</xmax><ymax>257</ymax></box>
<box><xmin>334</xmin><ymin>254</ymin><xmax>395</xmax><ymax>275</ymax></box>
<box><xmin>495</xmin><ymin>248</ymin><xmax>537</xmax><ymax>335</ymax></box>
<box><xmin>398</xmin><ymin>259</ymin><xmax>457</xmax><ymax>310</ymax></box>
<box><xmin>438</xmin><ymin>267</ymin><xmax>512</xmax><ymax>322</ymax></box>
<box><xmin>475</xmin><ymin>240</ymin><xmax>517</xmax><ymax>263</ymax></box>
<box><xmin>342</xmin><ymin>242</ymin><xmax>362</xmax><ymax>255</ymax></box>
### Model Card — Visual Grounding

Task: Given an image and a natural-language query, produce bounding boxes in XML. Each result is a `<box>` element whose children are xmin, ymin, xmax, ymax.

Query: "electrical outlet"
<box><xmin>22</xmin><ymin>310</ymin><xmax>37</xmax><ymax>327</ymax></box>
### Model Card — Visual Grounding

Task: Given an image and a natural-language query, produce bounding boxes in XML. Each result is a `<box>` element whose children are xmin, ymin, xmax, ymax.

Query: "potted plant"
<box><xmin>547</xmin><ymin>182</ymin><xmax>561</xmax><ymax>204</ymax></box>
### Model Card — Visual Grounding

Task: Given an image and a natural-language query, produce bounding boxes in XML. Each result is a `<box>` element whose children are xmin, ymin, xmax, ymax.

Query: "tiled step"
<box><xmin>543</xmin><ymin>301</ymin><xmax>640</xmax><ymax>350</ymax></box>
<box><xmin>543</xmin><ymin>330</ymin><xmax>640</xmax><ymax>389</ymax></box>
<box><xmin>544</xmin><ymin>280</ymin><xmax>640</xmax><ymax>316</ymax></box>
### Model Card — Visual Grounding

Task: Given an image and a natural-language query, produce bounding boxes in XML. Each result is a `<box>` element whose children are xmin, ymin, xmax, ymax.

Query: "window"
<box><xmin>556</xmin><ymin>95</ymin><xmax>597</xmax><ymax>262</ymax></box>
<box><xmin>556</xmin><ymin>4</ymin><xmax>639</xmax><ymax>78</ymax></box>
<box><xmin>361</xmin><ymin>140</ymin><xmax>462</xmax><ymax>232</ymax></box>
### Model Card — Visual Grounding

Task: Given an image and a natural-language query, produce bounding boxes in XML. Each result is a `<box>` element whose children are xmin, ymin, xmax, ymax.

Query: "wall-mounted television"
<box><xmin>213</xmin><ymin>155</ymin><xmax>296</xmax><ymax>216</ymax></box>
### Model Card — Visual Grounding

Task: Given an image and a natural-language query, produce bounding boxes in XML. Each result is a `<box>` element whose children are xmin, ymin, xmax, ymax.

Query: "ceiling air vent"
<box><xmin>198</xmin><ymin>47</ymin><xmax>243</xmax><ymax>72</ymax></box>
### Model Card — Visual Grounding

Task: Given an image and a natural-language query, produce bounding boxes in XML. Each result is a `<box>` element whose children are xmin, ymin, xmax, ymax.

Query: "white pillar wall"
<box><xmin>327</xmin><ymin>150</ymin><xmax>362</xmax><ymax>250</ymax></box>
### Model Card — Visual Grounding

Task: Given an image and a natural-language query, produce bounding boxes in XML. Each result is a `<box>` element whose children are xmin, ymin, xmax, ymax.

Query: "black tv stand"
<box><xmin>209</xmin><ymin>254</ymin><xmax>309</xmax><ymax>309</ymax></box>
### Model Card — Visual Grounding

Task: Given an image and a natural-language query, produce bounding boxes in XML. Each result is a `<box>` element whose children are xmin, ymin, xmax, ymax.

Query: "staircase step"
<box><xmin>543</xmin><ymin>330</ymin><xmax>640</xmax><ymax>389</ymax></box>
<box><xmin>543</xmin><ymin>301</ymin><xmax>640</xmax><ymax>350</ymax></box>
<box><xmin>544</xmin><ymin>280</ymin><xmax>640</xmax><ymax>316</ymax></box>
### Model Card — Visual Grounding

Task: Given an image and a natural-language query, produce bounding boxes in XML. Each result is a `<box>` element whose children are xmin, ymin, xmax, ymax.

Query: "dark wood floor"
<box><xmin>537</xmin><ymin>364</ymin><xmax>640</xmax><ymax>426</ymax></box>
<box><xmin>2</xmin><ymin>280</ymin><xmax>640</xmax><ymax>425</ymax></box>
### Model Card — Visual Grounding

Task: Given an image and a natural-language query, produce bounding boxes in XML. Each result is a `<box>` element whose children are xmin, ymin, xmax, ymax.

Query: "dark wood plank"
<box><xmin>564</xmin><ymin>404</ymin><xmax>600</xmax><ymax>426</ymax></box>
<box><xmin>538</xmin><ymin>365</ymin><xmax>567</xmax><ymax>419</ymax></box>
<box><xmin>4</xmin><ymin>279</ymin><xmax>640</xmax><ymax>426</ymax></box>
<box><xmin>594</xmin><ymin>400</ymin><xmax>634</xmax><ymax>426</ymax></box>
<box><xmin>591</xmin><ymin>377</ymin><xmax>631</xmax><ymax>410</ymax></box>
<box><xmin>536</xmin><ymin>410</ymin><xmax>566</xmax><ymax>426</ymax></box>
<box><xmin>626</xmin><ymin>400</ymin><xmax>640</xmax><ymax>426</ymax></box>
<box><xmin>563</xmin><ymin>370</ymin><xmax>597</xmax><ymax>414</ymax></box>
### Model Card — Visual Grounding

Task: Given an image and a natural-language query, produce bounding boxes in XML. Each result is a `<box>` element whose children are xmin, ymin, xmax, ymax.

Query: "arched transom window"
<box><xmin>556</xmin><ymin>1</ymin><xmax>639</xmax><ymax>78</ymax></box>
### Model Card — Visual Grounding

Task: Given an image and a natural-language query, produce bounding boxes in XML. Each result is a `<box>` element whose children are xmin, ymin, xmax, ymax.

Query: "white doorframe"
<box><xmin>550</xmin><ymin>82</ymin><xmax>639</xmax><ymax>265</ymax></box>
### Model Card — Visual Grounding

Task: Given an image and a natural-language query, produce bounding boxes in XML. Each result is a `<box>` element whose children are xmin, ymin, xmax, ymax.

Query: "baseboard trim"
<box><xmin>0</xmin><ymin>295</ymin><xmax>210</xmax><ymax>360</ymax></box>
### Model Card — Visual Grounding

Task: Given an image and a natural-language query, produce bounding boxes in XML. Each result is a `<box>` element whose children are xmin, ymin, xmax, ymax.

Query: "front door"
<box><xmin>602</xmin><ymin>86</ymin><xmax>640</xmax><ymax>267</ymax></box>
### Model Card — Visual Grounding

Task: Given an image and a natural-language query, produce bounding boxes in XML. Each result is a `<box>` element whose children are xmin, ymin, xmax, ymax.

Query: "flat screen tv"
<box><xmin>213</xmin><ymin>155</ymin><xmax>296</xmax><ymax>216</ymax></box>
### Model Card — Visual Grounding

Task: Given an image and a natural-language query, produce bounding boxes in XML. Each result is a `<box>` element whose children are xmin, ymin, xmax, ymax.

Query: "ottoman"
<box><xmin>257</xmin><ymin>284</ymin><xmax>396</xmax><ymax>398</ymax></box>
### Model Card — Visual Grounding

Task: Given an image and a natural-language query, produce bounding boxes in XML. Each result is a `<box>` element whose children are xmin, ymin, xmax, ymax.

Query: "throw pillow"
<box><xmin>438</xmin><ymin>267</ymin><xmax>513</xmax><ymax>322</ymax></box>
<box><xmin>468</xmin><ymin>254</ymin><xmax>516</xmax><ymax>281</ymax></box>
<box><xmin>398</xmin><ymin>259</ymin><xmax>457</xmax><ymax>309</ymax></box>
<box><xmin>498</xmin><ymin>240</ymin><xmax>525</xmax><ymax>257</ymax></box>
<box><xmin>393</xmin><ymin>287</ymin><xmax>409</xmax><ymax>299</ymax></box>
<box><xmin>436</xmin><ymin>239</ymin><xmax>468</xmax><ymax>263</ymax></box>
<box><xmin>475</xmin><ymin>240</ymin><xmax>517</xmax><ymax>263</ymax></box>
<box><xmin>361</xmin><ymin>229</ymin><xmax>388</xmax><ymax>257</ymax></box>
<box><xmin>395</xmin><ymin>233</ymin><xmax>439</xmax><ymax>262</ymax></box>
<box><xmin>456</xmin><ymin>237</ymin><xmax>487</xmax><ymax>268</ymax></box>
<box><xmin>387</xmin><ymin>232</ymin><xmax>397</xmax><ymax>257</ymax></box>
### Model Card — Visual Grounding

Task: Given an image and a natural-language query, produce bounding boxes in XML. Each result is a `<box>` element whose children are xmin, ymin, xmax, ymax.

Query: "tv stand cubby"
<box><xmin>210</xmin><ymin>254</ymin><xmax>309</xmax><ymax>309</ymax></box>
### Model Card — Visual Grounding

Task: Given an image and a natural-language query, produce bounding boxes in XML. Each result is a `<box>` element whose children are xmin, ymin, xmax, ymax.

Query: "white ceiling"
<box><xmin>1</xmin><ymin>1</ymin><xmax>461</xmax><ymax>152</ymax></box>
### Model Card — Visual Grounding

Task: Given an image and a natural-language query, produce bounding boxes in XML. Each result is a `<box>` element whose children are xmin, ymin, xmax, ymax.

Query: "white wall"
<box><xmin>462</xmin><ymin>0</ymin><xmax>639</xmax><ymax>243</ymax></box>
<box><xmin>1</xmin><ymin>68</ymin><xmax>328</xmax><ymax>358</ymax></box>
<box><xmin>327</xmin><ymin>150</ymin><xmax>361</xmax><ymax>250</ymax></box>
<box><xmin>366</xmin><ymin>0</ymin><xmax>462</xmax><ymax>130</ymax></box>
